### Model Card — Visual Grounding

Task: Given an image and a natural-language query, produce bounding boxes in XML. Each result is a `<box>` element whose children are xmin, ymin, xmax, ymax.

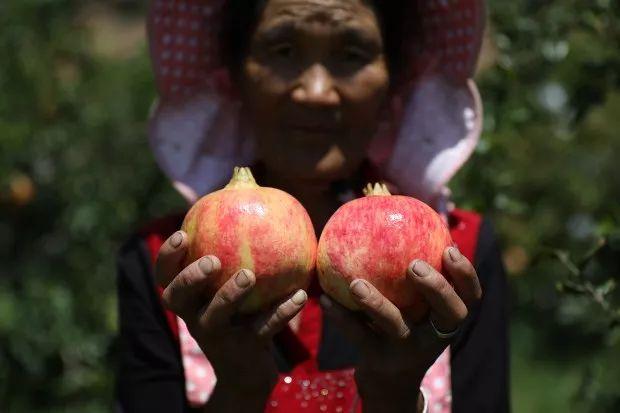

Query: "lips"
<box><xmin>283</xmin><ymin>115</ymin><xmax>342</xmax><ymax>137</ymax></box>
<box><xmin>287</xmin><ymin>123</ymin><xmax>340</xmax><ymax>135</ymax></box>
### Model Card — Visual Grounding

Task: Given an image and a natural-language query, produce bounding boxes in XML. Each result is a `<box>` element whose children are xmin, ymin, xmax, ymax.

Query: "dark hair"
<box><xmin>220</xmin><ymin>0</ymin><xmax>415</xmax><ymax>87</ymax></box>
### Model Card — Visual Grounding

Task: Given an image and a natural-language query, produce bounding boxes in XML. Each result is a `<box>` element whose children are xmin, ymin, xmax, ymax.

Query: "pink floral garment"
<box><xmin>177</xmin><ymin>319</ymin><xmax>217</xmax><ymax>405</ymax></box>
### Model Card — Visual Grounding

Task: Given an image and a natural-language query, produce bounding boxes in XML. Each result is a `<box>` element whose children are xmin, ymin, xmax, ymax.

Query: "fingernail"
<box><xmin>351</xmin><ymin>280</ymin><xmax>370</xmax><ymax>298</ymax></box>
<box><xmin>411</xmin><ymin>260</ymin><xmax>429</xmax><ymax>277</ymax></box>
<box><xmin>449</xmin><ymin>247</ymin><xmax>461</xmax><ymax>262</ymax></box>
<box><xmin>198</xmin><ymin>256</ymin><xmax>214</xmax><ymax>274</ymax></box>
<box><xmin>291</xmin><ymin>290</ymin><xmax>307</xmax><ymax>305</ymax></box>
<box><xmin>319</xmin><ymin>295</ymin><xmax>333</xmax><ymax>309</ymax></box>
<box><xmin>235</xmin><ymin>269</ymin><xmax>253</xmax><ymax>288</ymax></box>
<box><xmin>170</xmin><ymin>231</ymin><xmax>183</xmax><ymax>248</ymax></box>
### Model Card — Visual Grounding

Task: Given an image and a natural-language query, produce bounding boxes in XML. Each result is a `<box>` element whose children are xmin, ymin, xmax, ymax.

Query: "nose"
<box><xmin>291</xmin><ymin>64</ymin><xmax>340</xmax><ymax>107</ymax></box>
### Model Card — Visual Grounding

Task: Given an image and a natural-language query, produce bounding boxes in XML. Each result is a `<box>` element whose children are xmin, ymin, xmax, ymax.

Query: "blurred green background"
<box><xmin>1</xmin><ymin>0</ymin><xmax>619</xmax><ymax>411</ymax></box>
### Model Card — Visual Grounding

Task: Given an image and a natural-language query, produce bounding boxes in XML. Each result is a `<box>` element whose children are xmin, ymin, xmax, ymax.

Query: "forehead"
<box><xmin>259</xmin><ymin>0</ymin><xmax>380</xmax><ymax>31</ymax></box>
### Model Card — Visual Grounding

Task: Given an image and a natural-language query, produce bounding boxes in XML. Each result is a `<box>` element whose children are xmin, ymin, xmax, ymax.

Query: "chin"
<box><xmin>255</xmin><ymin>127</ymin><xmax>369</xmax><ymax>185</ymax></box>
<box><xmin>275</xmin><ymin>160</ymin><xmax>358</xmax><ymax>187</ymax></box>
<box><xmin>275</xmin><ymin>146</ymin><xmax>362</xmax><ymax>180</ymax></box>
<box><xmin>276</xmin><ymin>163</ymin><xmax>344</xmax><ymax>184</ymax></box>
<box><xmin>313</xmin><ymin>162</ymin><xmax>353</xmax><ymax>181</ymax></box>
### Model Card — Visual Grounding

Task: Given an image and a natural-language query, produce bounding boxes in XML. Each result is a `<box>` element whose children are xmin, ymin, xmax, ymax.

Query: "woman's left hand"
<box><xmin>320</xmin><ymin>246</ymin><xmax>482</xmax><ymax>413</ymax></box>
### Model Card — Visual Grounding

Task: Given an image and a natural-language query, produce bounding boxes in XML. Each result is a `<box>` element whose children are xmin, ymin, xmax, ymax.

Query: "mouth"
<box><xmin>280</xmin><ymin>107</ymin><xmax>344</xmax><ymax>140</ymax></box>
<box><xmin>283</xmin><ymin>117</ymin><xmax>343</xmax><ymax>138</ymax></box>
<box><xmin>287</xmin><ymin>123</ymin><xmax>341</xmax><ymax>135</ymax></box>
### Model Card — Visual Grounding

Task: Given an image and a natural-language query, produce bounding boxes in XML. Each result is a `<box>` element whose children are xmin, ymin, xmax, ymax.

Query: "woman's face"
<box><xmin>240</xmin><ymin>0</ymin><xmax>389</xmax><ymax>184</ymax></box>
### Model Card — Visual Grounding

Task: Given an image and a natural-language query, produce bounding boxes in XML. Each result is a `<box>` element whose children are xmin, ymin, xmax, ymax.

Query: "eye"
<box><xmin>342</xmin><ymin>46</ymin><xmax>372</xmax><ymax>64</ymax></box>
<box><xmin>270</xmin><ymin>43</ymin><xmax>294</xmax><ymax>58</ymax></box>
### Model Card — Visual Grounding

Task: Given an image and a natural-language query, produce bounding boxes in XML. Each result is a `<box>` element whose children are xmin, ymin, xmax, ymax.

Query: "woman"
<box><xmin>117</xmin><ymin>0</ymin><xmax>509</xmax><ymax>412</ymax></box>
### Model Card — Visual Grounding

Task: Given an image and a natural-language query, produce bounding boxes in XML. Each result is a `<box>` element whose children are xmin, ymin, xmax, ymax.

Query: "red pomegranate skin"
<box><xmin>318</xmin><ymin>185</ymin><xmax>453</xmax><ymax>321</ymax></box>
<box><xmin>182</xmin><ymin>167</ymin><xmax>317</xmax><ymax>313</ymax></box>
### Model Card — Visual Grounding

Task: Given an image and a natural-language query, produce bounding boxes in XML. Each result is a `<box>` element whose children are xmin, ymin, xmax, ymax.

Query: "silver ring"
<box><xmin>419</xmin><ymin>386</ymin><xmax>429</xmax><ymax>413</ymax></box>
<box><xmin>430</xmin><ymin>318</ymin><xmax>459</xmax><ymax>340</ymax></box>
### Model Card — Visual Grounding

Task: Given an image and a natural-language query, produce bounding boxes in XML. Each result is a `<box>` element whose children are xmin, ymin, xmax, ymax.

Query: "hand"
<box><xmin>156</xmin><ymin>230</ymin><xmax>308</xmax><ymax>412</ymax></box>
<box><xmin>320</xmin><ymin>247</ymin><xmax>482</xmax><ymax>413</ymax></box>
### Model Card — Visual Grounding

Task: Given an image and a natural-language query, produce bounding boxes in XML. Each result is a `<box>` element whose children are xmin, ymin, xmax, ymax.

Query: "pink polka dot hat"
<box><xmin>147</xmin><ymin>0</ymin><xmax>486</xmax><ymax>211</ymax></box>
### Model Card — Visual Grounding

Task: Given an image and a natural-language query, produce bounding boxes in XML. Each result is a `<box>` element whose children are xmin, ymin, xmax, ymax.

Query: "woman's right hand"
<box><xmin>155</xmin><ymin>230</ymin><xmax>308</xmax><ymax>412</ymax></box>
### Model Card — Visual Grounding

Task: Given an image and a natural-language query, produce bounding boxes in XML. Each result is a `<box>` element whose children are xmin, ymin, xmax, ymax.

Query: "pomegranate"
<box><xmin>182</xmin><ymin>166</ymin><xmax>317</xmax><ymax>313</ymax></box>
<box><xmin>317</xmin><ymin>183</ymin><xmax>453</xmax><ymax>321</ymax></box>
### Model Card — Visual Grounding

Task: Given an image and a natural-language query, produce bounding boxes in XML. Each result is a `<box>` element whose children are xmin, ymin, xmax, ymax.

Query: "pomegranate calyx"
<box><xmin>363</xmin><ymin>182</ymin><xmax>392</xmax><ymax>197</ymax></box>
<box><xmin>225</xmin><ymin>166</ymin><xmax>259</xmax><ymax>189</ymax></box>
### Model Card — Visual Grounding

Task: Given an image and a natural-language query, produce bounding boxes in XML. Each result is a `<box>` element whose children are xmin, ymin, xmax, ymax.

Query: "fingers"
<box><xmin>319</xmin><ymin>295</ymin><xmax>370</xmax><ymax>345</ymax></box>
<box><xmin>442</xmin><ymin>247</ymin><xmax>483</xmax><ymax>308</ymax></box>
<box><xmin>155</xmin><ymin>231</ymin><xmax>188</xmax><ymax>288</ymax></box>
<box><xmin>408</xmin><ymin>260</ymin><xmax>468</xmax><ymax>333</ymax></box>
<box><xmin>162</xmin><ymin>255</ymin><xmax>222</xmax><ymax>317</ymax></box>
<box><xmin>348</xmin><ymin>279</ymin><xmax>411</xmax><ymax>339</ymax></box>
<box><xmin>198</xmin><ymin>269</ymin><xmax>256</xmax><ymax>329</ymax></box>
<box><xmin>254</xmin><ymin>290</ymin><xmax>308</xmax><ymax>339</ymax></box>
